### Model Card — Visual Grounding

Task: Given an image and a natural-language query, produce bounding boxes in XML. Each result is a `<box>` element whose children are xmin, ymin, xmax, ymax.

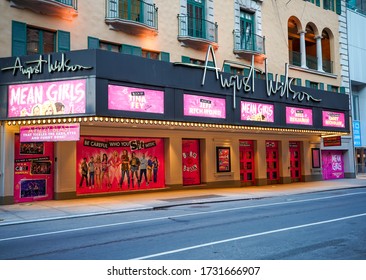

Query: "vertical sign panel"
<box><xmin>182</xmin><ymin>139</ymin><xmax>201</xmax><ymax>186</ymax></box>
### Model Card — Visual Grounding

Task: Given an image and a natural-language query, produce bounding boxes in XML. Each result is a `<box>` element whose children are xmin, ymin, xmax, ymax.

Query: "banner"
<box><xmin>8</xmin><ymin>79</ymin><xmax>86</xmax><ymax>117</ymax></box>
<box><xmin>14</xmin><ymin>134</ymin><xmax>54</xmax><ymax>203</ymax></box>
<box><xmin>76</xmin><ymin>136</ymin><xmax>165</xmax><ymax>194</ymax></box>
<box><xmin>108</xmin><ymin>85</ymin><xmax>164</xmax><ymax>114</ymax></box>
<box><xmin>183</xmin><ymin>94</ymin><xmax>226</xmax><ymax>119</ymax></box>
<box><xmin>20</xmin><ymin>123</ymin><xmax>80</xmax><ymax>142</ymax></box>
<box><xmin>322</xmin><ymin>111</ymin><xmax>345</xmax><ymax>128</ymax></box>
<box><xmin>286</xmin><ymin>106</ymin><xmax>313</xmax><ymax>125</ymax></box>
<box><xmin>182</xmin><ymin>139</ymin><xmax>201</xmax><ymax>186</ymax></box>
<box><xmin>241</xmin><ymin>101</ymin><xmax>274</xmax><ymax>122</ymax></box>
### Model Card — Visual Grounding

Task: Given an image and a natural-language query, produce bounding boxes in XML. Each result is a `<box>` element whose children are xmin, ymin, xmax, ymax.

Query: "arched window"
<box><xmin>321</xmin><ymin>30</ymin><xmax>332</xmax><ymax>72</ymax></box>
<box><xmin>305</xmin><ymin>24</ymin><xmax>317</xmax><ymax>70</ymax></box>
<box><xmin>288</xmin><ymin>17</ymin><xmax>301</xmax><ymax>66</ymax></box>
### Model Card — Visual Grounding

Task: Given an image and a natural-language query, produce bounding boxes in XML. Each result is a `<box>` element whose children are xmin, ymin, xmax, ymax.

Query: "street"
<box><xmin>0</xmin><ymin>187</ymin><xmax>366</xmax><ymax>260</ymax></box>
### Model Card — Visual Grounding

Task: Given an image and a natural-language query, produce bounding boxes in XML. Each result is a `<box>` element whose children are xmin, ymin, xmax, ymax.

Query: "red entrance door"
<box><xmin>266</xmin><ymin>141</ymin><xmax>279</xmax><ymax>182</ymax></box>
<box><xmin>289</xmin><ymin>141</ymin><xmax>301</xmax><ymax>182</ymax></box>
<box><xmin>239</xmin><ymin>140</ymin><xmax>255</xmax><ymax>184</ymax></box>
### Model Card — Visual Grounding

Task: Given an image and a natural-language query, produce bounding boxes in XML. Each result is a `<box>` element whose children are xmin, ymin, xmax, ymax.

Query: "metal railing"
<box><xmin>289</xmin><ymin>50</ymin><xmax>301</xmax><ymax>67</ymax></box>
<box><xmin>289</xmin><ymin>51</ymin><xmax>333</xmax><ymax>73</ymax></box>
<box><xmin>54</xmin><ymin>0</ymin><xmax>77</xmax><ymax>9</ymax></box>
<box><xmin>306</xmin><ymin>54</ymin><xmax>318</xmax><ymax>71</ymax></box>
<box><xmin>178</xmin><ymin>15</ymin><xmax>218</xmax><ymax>42</ymax></box>
<box><xmin>106</xmin><ymin>0</ymin><xmax>158</xmax><ymax>29</ymax></box>
<box><xmin>322</xmin><ymin>59</ymin><xmax>333</xmax><ymax>73</ymax></box>
<box><xmin>233</xmin><ymin>31</ymin><xmax>265</xmax><ymax>54</ymax></box>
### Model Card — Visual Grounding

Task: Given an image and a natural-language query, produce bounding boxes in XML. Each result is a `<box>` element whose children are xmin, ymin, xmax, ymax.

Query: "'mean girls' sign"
<box><xmin>241</xmin><ymin>101</ymin><xmax>274</xmax><ymax>122</ymax></box>
<box><xmin>8</xmin><ymin>79</ymin><xmax>86</xmax><ymax>118</ymax></box>
<box><xmin>184</xmin><ymin>94</ymin><xmax>226</xmax><ymax>119</ymax></box>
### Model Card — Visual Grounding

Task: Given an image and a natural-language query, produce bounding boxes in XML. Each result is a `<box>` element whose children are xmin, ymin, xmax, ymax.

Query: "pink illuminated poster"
<box><xmin>108</xmin><ymin>85</ymin><xmax>164</xmax><ymax>114</ymax></box>
<box><xmin>286</xmin><ymin>106</ymin><xmax>313</xmax><ymax>125</ymax></box>
<box><xmin>184</xmin><ymin>94</ymin><xmax>226</xmax><ymax>119</ymax></box>
<box><xmin>322</xmin><ymin>111</ymin><xmax>345</xmax><ymax>128</ymax></box>
<box><xmin>76</xmin><ymin>136</ymin><xmax>165</xmax><ymax>194</ymax></box>
<box><xmin>8</xmin><ymin>79</ymin><xmax>86</xmax><ymax>117</ymax></box>
<box><xmin>321</xmin><ymin>150</ymin><xmax>344</xmax><ymax>180</ymax></box>
<box><xmin>241</xmin><ymin>101</ymin><xmax>274</xmax><ymax>122</ymax></box>
<box><xmin>20</xmin><ymin>123</ymin><xmax>80</xmax><ymax>142</ymax></box>
<box><xmin>182</xmin><ymin>139</ymin><xmax>201</xmax><ymax>186</ymax></box>
<box><xmin>14</xmin><ymin>134</ymin><xmax>54</xmax><ymax>203</ymax></box>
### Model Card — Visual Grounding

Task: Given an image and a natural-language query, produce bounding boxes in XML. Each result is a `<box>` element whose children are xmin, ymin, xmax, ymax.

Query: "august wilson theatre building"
<box><xmin>0</xmin><ymin>47</ymin><xmax>353</xmax><ymax>204</ymax></box>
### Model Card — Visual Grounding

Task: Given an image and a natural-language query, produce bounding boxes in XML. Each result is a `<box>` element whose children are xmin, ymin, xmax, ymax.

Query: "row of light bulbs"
<box><xmin>6</xmin><ymin>117</ymin><xmax>347</xmax><ymax>136</ymax></box>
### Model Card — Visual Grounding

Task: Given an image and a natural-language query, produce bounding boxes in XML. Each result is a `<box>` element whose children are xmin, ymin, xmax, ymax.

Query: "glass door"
<box><xmin>240</xmin><ymin>10</ymin><xmax>254</xmax><ymax>51</ymax></box>
<box><xmin>187</xmin><ymin>0</ymin><xmax>205</xmax><ymax>38</ymax></box>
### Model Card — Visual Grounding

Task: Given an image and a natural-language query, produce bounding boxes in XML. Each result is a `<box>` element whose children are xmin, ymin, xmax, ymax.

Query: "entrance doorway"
<box><xmin>289</xmin><ymin>141</ymin><xmax>301</xmax><ymax>182</ymax></box>
<box><xmin>266</xmin><ymin>140</ymin><xmax>279</xmax><ymax>183</ymax></box>
<box><xmin>239</xmin><ymin>140</ymin><xmax>255</xmax><ymax>185</ymax></box>
<box><xmin>356</xmin><ymin>148</ymin><xmax>366</xmax><ymax>174</ymax></box>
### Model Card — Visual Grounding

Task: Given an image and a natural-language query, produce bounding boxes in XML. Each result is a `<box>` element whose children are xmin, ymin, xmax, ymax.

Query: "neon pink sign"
<box><xmin>108</xmin><ymin>85</ymin><xmax>164</xmax><ymax>114</ymax></box>
<box><xmin>286</xmin><ymin>106</ymin><xmax>313</xmax><ymax>125</ymax></box>
<box><xmin>322</xmin><ymin>111</ymin><xmax>345</xmax><ymax>128</ymax></box>
<box><xmin>322</xmin><ymin>150</ymin><xmax>344</xmax><ymax>180</ymax></box>
<box><xmin>8</xmin><ymin>79</ymin><xmax>86</xmax><ymax>117</ymax></box>
<box><xmin>184</xmin><ymin>94</ymin><xmax>226</xmax><ymax>119</ymax></box>
<box><xmin>241</xmin><ymin>101</ymin><xmax>274</xmax><ymax>122</ymax></box>
<box><xmin>20</xmin><ymin>123</ymin><xmax>80</xmax><ymax>142</ymax></box>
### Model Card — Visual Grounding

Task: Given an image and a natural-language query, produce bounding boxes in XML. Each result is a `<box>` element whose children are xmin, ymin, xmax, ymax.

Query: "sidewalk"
<box><xmin>1</xmin><ymin>177</ymin><xmax>366</xmax><ymax>226</ymax></box>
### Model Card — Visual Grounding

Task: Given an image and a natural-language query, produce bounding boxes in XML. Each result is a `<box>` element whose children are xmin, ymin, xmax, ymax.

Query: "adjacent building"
<box><xmin>0</xmin><ymin>0</ymin><xmax>354</xmax><ymax>204</ymax></box>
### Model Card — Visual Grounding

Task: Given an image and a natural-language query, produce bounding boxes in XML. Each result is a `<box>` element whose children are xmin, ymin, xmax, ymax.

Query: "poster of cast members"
<box><xmin>14</xmin><ymin>134</ymin><xmax>54</xmax><ymax>203</ymax></box>
<box><xmin>76</xmin><ymin>136</ymin><xmax>165</xmax><ymax>194</ymax></box>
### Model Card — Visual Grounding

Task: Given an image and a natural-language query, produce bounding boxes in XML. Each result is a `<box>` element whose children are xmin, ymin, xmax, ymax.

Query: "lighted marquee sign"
<box><xmin>241</xmin><ymin>101</ymin><xmax>274</xmax><ymax>122</ymax></box>
<box><xmin>286</xmin><ymin>106</ymin><xmax>313</xmax><ymax>126</ymax></box>
<box><xmin>108</xmin><ymin>85</ymin><xmax>164</xmax><ymax>114</ymax></box>
<box><xmin>322</xmin><ymin>111</ymin><xmax>345</xmax><ymax>128</ymax></box>
<box><xmin>20</xmin><ymin>123</ymin><xmax>80</xmax><ymax>142</ymax></box>
<box><xmin>183</xmin><ymin>94</ymin><xmax>226</xmax><ymax>119</ymax></box>
<box><xmin>8</xmin><ymin>79</ymin><xmax>86</xmax><ymax>118</ymax></box>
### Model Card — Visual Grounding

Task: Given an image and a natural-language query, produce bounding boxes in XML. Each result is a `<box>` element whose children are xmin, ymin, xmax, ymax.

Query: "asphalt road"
<box><xmin>1</xmin><ymin>187</ymin><xmax>366</xmax><ymax>260</ymax></box>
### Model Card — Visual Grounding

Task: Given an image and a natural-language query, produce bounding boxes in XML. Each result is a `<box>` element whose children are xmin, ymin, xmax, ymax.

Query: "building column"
<box><xmin>299</xmin><ymin>31</ymin><xmax>308</xmax><ymax>68</ymax></box>
<box><xmin>315</xmin><ymin>35</ymin><xmax>324</xmax><ymax>72</ymax></box>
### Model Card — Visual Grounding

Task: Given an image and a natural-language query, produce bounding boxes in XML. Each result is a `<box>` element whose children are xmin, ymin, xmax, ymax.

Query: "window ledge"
<box><xmin>105</xmin><ymin>18</ymin><xmax>158</xmax><ymax>36</ymax></box>
<box><xmin>289</xmin><ymin>64</ymin><xmax>337</xmax><ymax>79</ymax></box>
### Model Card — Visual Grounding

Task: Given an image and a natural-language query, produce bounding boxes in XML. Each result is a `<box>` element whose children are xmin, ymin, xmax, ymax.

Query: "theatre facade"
<box><xmin>0</xmin><ymin>49</ymin><xmax>353</xmax><ymax>204</ymax></box>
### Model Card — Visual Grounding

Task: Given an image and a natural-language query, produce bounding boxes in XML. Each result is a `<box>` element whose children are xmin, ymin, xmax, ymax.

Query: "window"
<box><xmin>100</xmin><ymin>41</ymin><xmax>121</xmax><ymax>52</ymax></box>
<box><xmin>324</xmin><ymin>0</ymin><xmax>335</xmax><ymax>10</ymax></box>
<box><xmin>240</xmin><ymin>10</ymin><xmax>255</xmax><ymax>51</ymax></box>
<box><xmin>27</xmin><ymin>27</ymin><xmax>56</xmax><ymax>55</ymax></box>
<box><xmin>12</xmin><ymin>21</ymin><xmax>69</xmax><ymax>57</ymax></box>
<box><xmin>187</xmin><ymin>0</ymin><xmax>205</xmax><ymax>38</ymax></box>
<box><xmin>230</xmin><ymin>67</ymin><xmax>244</xmax><ymax>76</ymax></box>
<box><xmin>310</xmin><ymin>81</ymin><xmax>319</xmax><ymax>89</ymax></box>
<box><xmin>119</xmin><ymin>0</ymin><xmax>142</xmax><ymax>22</ymax></box>
<box><xmin>288</xmin><ymin>18</ymin><xmax>301</xmax><ymax>67</ymax></box>
<box><xmin>353</xmin><ymin>94</ymin><xmax>360</xmax><ymax>120</ymax></box>
<box><xmin>142</xmin><ymin>49</ymin><xmax>160</xmax><ymax>60</ymax></box>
